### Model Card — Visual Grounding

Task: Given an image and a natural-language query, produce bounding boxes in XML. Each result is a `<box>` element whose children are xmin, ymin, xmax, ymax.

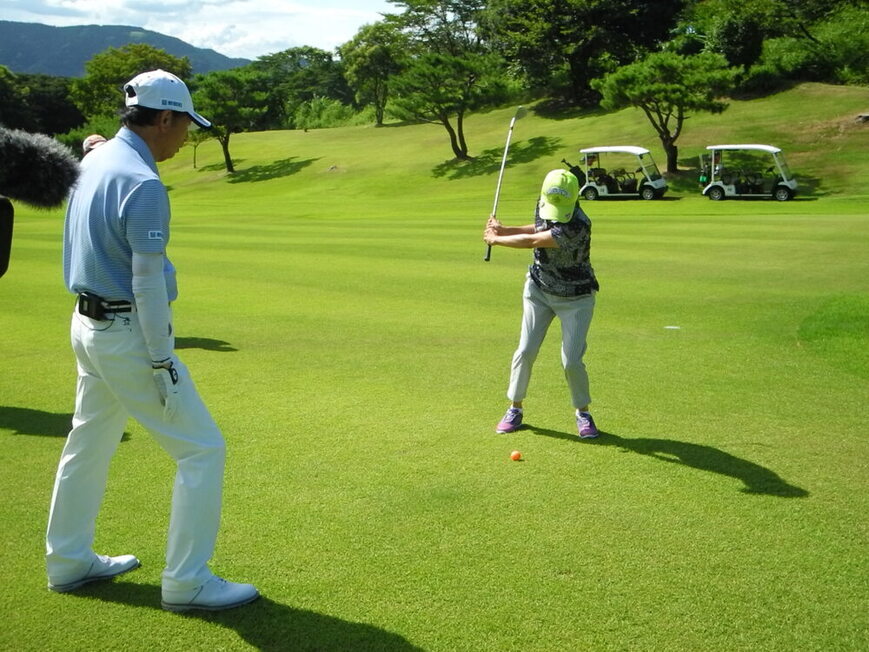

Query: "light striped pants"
<box><xmin>507</xmin><ymin>276</ymin><xmax>596</xmax><ymax>409</ymax></box>
<box><xmin>46</xmin><ymin>308</ymin><xmax>225</xmax><ymax>592</ymax></box>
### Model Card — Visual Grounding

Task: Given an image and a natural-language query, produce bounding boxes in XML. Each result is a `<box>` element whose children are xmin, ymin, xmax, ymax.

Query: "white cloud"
<box><xmin>4</xmin><ymin>0</ymin><xmax>394</xmax><ymax>59</ymax></box>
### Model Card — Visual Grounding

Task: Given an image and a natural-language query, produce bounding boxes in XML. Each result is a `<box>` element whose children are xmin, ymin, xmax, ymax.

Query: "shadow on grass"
<box><xmin>0</xmin><ymin>406</ymin><xmax>72</xmax><ymax>437</ymax></box>
<box><xmin>432</xmin><ymin>136</ymin><xmax>562</xmax><ymax>180</ymax></box>
<box><xmin>175</xmin><ymin>336</ymin><xmax>238</xmax><ymax>352</ymax></box>
<box><xmin>0</xmin><ymin>406</ymin><xmax>132</xmax><ymax>440</ymax></box>
<box><xmin>228</xmin><ymin>157</ymin><xmax>320</xmax><ymax>184</ymax></box>
<box><xmin>68</xmin><ymin>582</ymin><xmax>423</xmax><ymax>651</ymax></box>
<box><xmin>524</xmin><ymin>424</ymin><xmax>809</xmax><ymax>498</ymax></box>
<box><xmin>197</xmin><ymin>160</ymin><xmax>243</xmax><ymax>173</ymax></box>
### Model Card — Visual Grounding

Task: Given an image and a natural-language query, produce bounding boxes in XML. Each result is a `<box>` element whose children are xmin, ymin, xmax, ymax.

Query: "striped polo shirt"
<box><xmin>63</xmin><ymin>127</ymin><xmax>177</xmax><ymax>302</ymax></box>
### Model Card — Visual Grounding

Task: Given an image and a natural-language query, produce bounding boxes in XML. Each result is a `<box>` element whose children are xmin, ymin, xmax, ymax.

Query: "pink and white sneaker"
<box><xmin>577</xmin><ymin>412</ymin><xmax>598</xmax><ymax>439</ymax></box>
<box><xmin>496</xmin><ymin>407</ymin><xmax>523</xmax><ymax>433</ymax></box>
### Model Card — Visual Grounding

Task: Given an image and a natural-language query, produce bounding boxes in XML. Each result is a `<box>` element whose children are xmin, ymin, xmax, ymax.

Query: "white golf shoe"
<box><xmin>161</xmin><ymin>576</ymin><xmax>260</xmax><ymax>612</ymax></box>
<box><xmin>48</xmin><ymin>554</ymin><xmax>141</xmax><ymax>593</ymax></box>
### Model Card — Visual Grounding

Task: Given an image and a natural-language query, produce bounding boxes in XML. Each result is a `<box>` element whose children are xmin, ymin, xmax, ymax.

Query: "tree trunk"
<box><xmin>441</xmin><ymin>117</ymin><xmax>469</xmax><ymax>160</ymax></box>
<box><xmin>662</xmin><ymin>138</ymin><xmax>678</xmax><ymax>174</ymax></box>
<box><xmin>456</xmin><ymin>110</ymin><xmax>469</xmax><ymax>158</ymax></box>
<box><xmin>220</xmin><ymin>133</ymin><xmax>234</xmax><ymax>174</ymax></box>
<box><xmin>374</xmin><ymin>80</ymin><xmax>386</xmax><ymax>127</ymax></box>
<box><xmin>567</xmin><ymin>52</ymin><xmax>597</xmax><ymax>106</ymax></box>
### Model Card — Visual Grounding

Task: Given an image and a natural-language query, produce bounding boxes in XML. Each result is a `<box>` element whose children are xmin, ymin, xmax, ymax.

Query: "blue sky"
<box><xmin>1</xmin><ymin>0</ymin><xmax>395</xmax><ymax>60</ymax></box>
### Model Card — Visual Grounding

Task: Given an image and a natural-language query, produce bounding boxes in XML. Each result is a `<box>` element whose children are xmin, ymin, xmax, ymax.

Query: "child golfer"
<box><xmin>483</xmin><ymin>168</ymin><xmax>599</xmax><ymax>438</ymax></box>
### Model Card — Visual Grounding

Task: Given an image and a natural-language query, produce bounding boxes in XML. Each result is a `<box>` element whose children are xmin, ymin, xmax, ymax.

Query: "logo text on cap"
<box><xmin>547</xmin><ymin>187</ymin><xmax>571</xmax><ymax>199</ymax></box>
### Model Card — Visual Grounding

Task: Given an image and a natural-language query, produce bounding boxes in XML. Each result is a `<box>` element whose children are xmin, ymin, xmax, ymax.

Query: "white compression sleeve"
<box><xmin>132</xmin><ymin>251</ymin><xmax>173</xmax><ymax>363</ymax></box>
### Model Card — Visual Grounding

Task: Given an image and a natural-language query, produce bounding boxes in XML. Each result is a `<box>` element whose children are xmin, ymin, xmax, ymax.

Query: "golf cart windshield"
<box><xmin>637</xmin><ymin>153</ymin><xmax>662</xmax><ymax>181</ymax></box>
<box><xmin>775</xmin><ymin>155</ymin><xmax>792</xmax><ymax>180</ymax></box>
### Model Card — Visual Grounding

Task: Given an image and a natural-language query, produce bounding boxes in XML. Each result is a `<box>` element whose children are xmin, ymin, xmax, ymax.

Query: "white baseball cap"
<box><xmin>123</xmin><ymin>69</ymin><xmax>211</xmax><ymax>128</ymax></box>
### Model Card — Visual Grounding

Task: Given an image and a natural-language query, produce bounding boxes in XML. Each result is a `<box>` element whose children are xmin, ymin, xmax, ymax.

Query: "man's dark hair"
<box><xmin>120</xmin><ymin>105</ymin><xmax>163</xmax><ymax>127</ymax></box>
<box><xmin>120</xmin><ymin>106</ymin><xmax>187</xmax><ymax>128</ymax></box>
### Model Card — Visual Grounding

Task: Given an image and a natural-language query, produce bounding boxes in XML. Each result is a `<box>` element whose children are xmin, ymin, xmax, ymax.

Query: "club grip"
<box><xmin>484</xmin><ymin>245</ymin><xmax>492</xmax><ymax>262</ymax></box>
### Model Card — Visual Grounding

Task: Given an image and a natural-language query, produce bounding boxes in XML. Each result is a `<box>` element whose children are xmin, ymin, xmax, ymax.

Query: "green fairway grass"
<box><xmin>1</xmin><ymin>83</ymin><xmax>868</xmax><ymax>650</ymax></box>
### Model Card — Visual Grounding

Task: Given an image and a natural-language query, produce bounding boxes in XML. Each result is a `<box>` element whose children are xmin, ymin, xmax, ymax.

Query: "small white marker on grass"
<box><xmin>664</xmin><ymin>325</ymin><xmax>681</xmax><ymax>330</ymax></box>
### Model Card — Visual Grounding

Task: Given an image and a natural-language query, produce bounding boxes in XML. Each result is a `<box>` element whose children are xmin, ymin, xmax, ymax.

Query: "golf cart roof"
<box><xmin>580</xmin><ymin>146</ymin><xmax>651</xmax><ymax>156</ymax></box>
<box><xmin>706</xmin><ymin>144</ymin><xmax>782</xmax><ymax>154</ymax></box>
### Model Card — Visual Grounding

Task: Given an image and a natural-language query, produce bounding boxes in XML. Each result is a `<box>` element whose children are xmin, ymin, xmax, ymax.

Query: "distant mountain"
<box><xmin>0</xmin><ymin>21</ymin><xmax>250</xmax><ymax>77</ymax></box>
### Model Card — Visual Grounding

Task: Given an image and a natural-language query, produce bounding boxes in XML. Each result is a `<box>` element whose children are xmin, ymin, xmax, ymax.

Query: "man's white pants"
<box><xmin>507</xmin><ymin>276</ymin><xmax>596</xmax><ymax>409</ymax></box>
<box><xmin>46</xmin><ymin>310</ymin><xmax>225</xmax><ymax>592</ymax></box>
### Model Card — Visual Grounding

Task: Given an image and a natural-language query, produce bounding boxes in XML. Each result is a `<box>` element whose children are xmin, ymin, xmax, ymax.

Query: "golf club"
<box><xmin>485</xmin><ymin>105</ymin><xmax>527</xmax><ymax>262</ymax></box>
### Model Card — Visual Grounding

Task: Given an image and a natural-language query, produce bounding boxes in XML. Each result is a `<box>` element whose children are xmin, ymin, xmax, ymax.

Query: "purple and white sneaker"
<box><xmin>577</xmin><ymin>412</ymin><xmax>598</xmax><ymax>439</ymax></box>
<box><xmin>496</xmin><ymin>407</ymin><xmax>523</xmax><ymax>433</ymax></box>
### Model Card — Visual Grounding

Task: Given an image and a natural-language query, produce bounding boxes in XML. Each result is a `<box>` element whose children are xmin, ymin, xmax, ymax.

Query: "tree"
<box><xmin>338</xmin><ymin>22</ymin><xmax>405</xmax><ymax>126</ymax></box>
<box><xmin>481</xmin><ymin>0</ymin><xmax>687</xmax><ymax>105</ymax></box>
<box><xmin>186</xmin><ymin>127</ymin><xmax>213</xmax><ymax>169</ymax></box>
<box><xmin>672</xmin><ymin>0</ymin><xmax>860</xmax><ymax>63</ymax></box>
<box><xmin>71</xmin><ymin>44</ymin><xmax>192</xmax><ymax>119</ymax></box>
<box><xmin>191</xmin><ymin>69</ymin><xmax>268</xmax><ymax>173</ymax></box>
<box><xmin>390</xmin><ymin>52</ymin><xmax>489</xmax><ymax>159</ymax></box>
<box><xmin>386</xmin><ymin>0</ymin><xmax>499</xmax><ymax>159</ymax></box>
<box><xmin>592</xmin><ymin>51</ymin><xmax>739</xmax><ymax>173</ymax></box>
<box><xmin>17</xmin><ymin>74</ymin><xmax>86</xmax><ymax>135</ymax></box>
<box><xmin>0</xmin><ymin>66</ymin><xmax>34</xmax><ymax>130</ymax></box>
<box><xmin>249</xmin><ymin>47</ymin><xmax>354</xmax><ymax>130</ymax></box>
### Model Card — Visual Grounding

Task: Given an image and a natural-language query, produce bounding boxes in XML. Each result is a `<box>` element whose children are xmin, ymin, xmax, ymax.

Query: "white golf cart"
<box><xmin>699</xmin><ymin>144</ymin><xmax>798</xmax><ymax>201</ymax></box>
<box><xmin>575</xmin><ymin>146</ymin><xmax>668</xmax><ymax>200</ymax></box>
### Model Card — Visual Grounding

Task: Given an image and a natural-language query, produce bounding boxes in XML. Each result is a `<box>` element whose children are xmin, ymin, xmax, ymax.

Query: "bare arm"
<box><xmin>484</xmin><ymin>215</ymin><xmax>558</xmax><ymax>249</ymax></box>
<box><xmin>487</xmin><ymin>215</ymin><xmax>536</xmax><ymax>236</ymax></box>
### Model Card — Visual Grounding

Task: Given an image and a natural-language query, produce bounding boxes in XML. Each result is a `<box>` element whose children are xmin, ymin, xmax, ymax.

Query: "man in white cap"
<box><xmin>81</xmin><ymin>133</ymin><xmax>106</xmax><ymax>155</ymax></box>
<box><xmin>483</xmin><ymin>169</ymin><xmax>600</xmax><ymax>439</ymax></box>
<box><xmin>47</xmin><ymin>70</ymin><xmax>259</xmax><ymax>611</ymax></box>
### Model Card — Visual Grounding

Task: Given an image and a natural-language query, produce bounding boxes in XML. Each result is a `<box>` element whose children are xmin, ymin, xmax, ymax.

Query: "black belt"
<box><xmin>77</xmin><ymin>292</ymin><xmax>133</xmax><ymax>319</ymax></box>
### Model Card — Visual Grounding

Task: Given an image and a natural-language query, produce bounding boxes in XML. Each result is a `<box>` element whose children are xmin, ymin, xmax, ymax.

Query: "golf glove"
<box><xmin>152</xmin><ymin>359</ymin><xmax>181</xmax><ymax>420</ymax></box>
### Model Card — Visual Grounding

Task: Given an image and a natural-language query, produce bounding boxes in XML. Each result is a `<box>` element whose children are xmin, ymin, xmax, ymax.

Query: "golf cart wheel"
<box><xmin>774</xmin><ymin>186</ymin><xmax>793</xmax><ymax>201</ymax></box>
<box><xmin>583</xmin><ymin>187</ymin><xmax>599</xmax><ymax>201</ymax></box>
<box><xmin>707</xmin><ymin>186</ymin><xmax>725</xmax><ymax>201</ymax></box>
<box><xmin>640</xmin><ymin>186</ymin><xmax>656</xmax><ymax>200</ymax></box>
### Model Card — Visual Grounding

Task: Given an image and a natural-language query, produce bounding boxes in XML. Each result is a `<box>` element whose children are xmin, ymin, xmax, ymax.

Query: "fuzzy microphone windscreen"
<box><xmin>0</xmin><ymin>128</ymin><xmax>79</xmax><ymax>209</ymax></box>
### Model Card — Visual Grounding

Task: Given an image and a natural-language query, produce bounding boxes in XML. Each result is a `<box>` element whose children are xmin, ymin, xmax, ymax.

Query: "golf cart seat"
<box><xmin>620</xmin><ymin>177</ymin><xmax>638</xmax><ymax>193</ymax></box>
<box><xmin>744</xmin><ymin>170</ymin><xmax>763</xmax><ymax>190</ymax></box>
<box><xmin>612</xmin><ymin>168</ymin><xmax>637</xmax><ymax>192</ymax></box>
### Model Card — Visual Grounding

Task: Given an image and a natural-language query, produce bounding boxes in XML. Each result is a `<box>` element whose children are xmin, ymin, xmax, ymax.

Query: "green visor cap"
<box><xmin>537</xmin><ymin>169</ymin><xmax>579</xmax><ymax>222</ymax></box>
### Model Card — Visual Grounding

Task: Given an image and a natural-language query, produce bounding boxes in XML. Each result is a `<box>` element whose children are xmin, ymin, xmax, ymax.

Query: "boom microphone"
<box><xmin>0</xmin><ymin>127</ymin><xmax>80</xmax><ymax>208</ymax></box>
<box><xmin>0</xmin><ymin>197</ymin><xmax>11</xmax><ymax>278</ymax></box>
<box><xmin>0</xmin><ymin>127</ymin><xmax>80</xmax><ymax>279</ymax></box>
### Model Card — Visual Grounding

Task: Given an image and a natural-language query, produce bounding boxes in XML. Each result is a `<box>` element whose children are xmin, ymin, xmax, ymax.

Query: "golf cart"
<box><xmin>571</xmin><ymin>146</ymin><xmax>668</xmax><ymax>200</ymax></box>
<box><xmin>699</xmin><ymin>144</ymin><xmax>797</xmax><ymax>201</ymax></box>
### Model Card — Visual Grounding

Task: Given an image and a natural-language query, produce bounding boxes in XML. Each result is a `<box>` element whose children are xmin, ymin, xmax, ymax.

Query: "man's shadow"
<box><xmin>0</xmin><ymin>406</ymin><xmax>133</xmax><ymax>440</ymax></box>
<box><xmin>69</xmin><ymin>581</ymin><xmax>423</xmax><ymax>651</ymax></box>
<box><xmin>175</xmin><ymin>336</ymin><xmax>238</xmax><ymax>352</ymax></box>
<box><xmin>0</xmin><ymin>406</ymin><xmax>73</xmax><ymax>437</ymax></box>
<box><xmin>525</xmin><ymin>425</ymin><xmax>809</xmax><ymax>498</ymax></box>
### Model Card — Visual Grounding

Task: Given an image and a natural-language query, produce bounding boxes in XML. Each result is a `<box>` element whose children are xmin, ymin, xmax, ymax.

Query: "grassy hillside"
<box><xmin>164</xmin><ymin>82</ymin><xmax>869</xmax><ymax>208</ymax></box>
<box><xmin>1</xmin><ymin>83</ymin><xmax>867</xmax><ymax>651</ymax></box>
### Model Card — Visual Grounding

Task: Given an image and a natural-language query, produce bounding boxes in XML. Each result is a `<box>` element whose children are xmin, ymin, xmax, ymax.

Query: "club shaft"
<box><xmin>491</xmin><ymin>117</ymin><xmax>517</xmax><ymax>216</ymax></box>
<box><xmin>485</xmin><ymin>108</ymin><xmax>523</xmax><ymax>262</ymax></box>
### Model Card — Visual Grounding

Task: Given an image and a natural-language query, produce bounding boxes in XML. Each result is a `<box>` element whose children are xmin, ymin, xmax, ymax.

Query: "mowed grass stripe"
<box><xmin>1</xmin><ymin>83</ymin><xmax>867</xmax><ymax>650</ymax></box>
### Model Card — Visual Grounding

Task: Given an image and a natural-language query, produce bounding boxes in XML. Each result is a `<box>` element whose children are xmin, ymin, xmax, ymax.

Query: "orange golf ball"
<box><xmin>510</xmin><ymin>450</ymin><xmax>522</xmax><ymax>461</ymax></box>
